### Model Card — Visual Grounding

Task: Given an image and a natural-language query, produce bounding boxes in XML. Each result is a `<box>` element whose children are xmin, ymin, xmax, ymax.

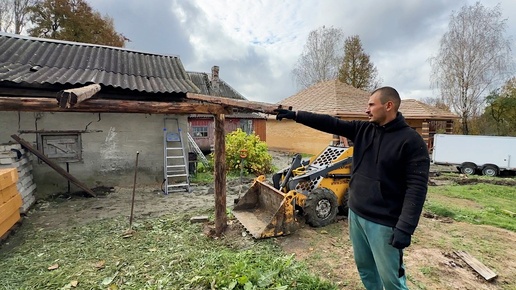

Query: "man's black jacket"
<box><xmin>295</xmin><ymin>111</ymin><xmax>430</xmax><ymax>234</ymax></box>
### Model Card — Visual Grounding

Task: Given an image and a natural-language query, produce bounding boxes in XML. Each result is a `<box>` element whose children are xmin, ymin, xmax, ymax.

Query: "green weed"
<box><xmin>426</xmin><ymin>183</ymin><xmax>516</xmax><ymax>231</ymax></box>
<box><xmin>0</xmin><ymin>213</ymin><xmax>337</xmax><ymax>290</ymax></box>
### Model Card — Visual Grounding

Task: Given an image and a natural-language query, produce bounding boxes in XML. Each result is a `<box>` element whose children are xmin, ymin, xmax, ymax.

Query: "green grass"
<box><xmin>425</xmin><ymin>183</ymin><xmax>516</xmax><ymax>231</ymax></box>
<box><xmin>190</xmin><ymin>170</ymin><xmax>214</xmax><ymax>184</ymax></box>
<box><xmin>0</xmin><ymin>213</ymin><xmax>337</xmax><ymax>290</ymax></box>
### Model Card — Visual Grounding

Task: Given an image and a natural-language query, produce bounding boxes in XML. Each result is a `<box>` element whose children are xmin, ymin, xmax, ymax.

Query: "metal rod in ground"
<box><xmin>129</xmin><ymin>151</ymin><xmax>140</xmax><ymax>230</ymax></box>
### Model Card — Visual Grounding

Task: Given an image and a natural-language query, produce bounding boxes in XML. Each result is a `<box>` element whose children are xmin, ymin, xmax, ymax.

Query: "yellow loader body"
<box><xmin>234</xmin><ymin>145</ymin><xmax>353</xmax><ymax>239</ymax></box>
<box><xmin>232</xmin><ymin>176</ymin><xmax>298</xmax><ymax>239</ymax></box>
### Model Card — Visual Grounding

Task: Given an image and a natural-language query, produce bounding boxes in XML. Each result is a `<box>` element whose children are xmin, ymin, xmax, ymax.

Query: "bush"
<box><xmin>209</xmin><ymin>129</ymin><xmax>273</xmax><ymax>175</ymax></box>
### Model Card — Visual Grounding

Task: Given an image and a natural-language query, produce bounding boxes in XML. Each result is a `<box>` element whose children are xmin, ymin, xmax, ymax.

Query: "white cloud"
<box><xmin>87</xmin><ymin>0</ymin><xmax>516</xmax><ymax>104</ymax></box>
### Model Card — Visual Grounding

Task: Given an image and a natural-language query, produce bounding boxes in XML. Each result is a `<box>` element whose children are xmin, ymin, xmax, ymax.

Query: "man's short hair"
<box><xmin>372</xmin><ymin>86</ymin><xmax>401</xmax><ymax>111</ymax></box>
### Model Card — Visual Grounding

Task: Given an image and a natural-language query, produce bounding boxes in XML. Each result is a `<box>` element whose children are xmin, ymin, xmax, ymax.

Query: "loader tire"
<box><xmin>304</xmin><ymin>188</ymin><xmax>338</xmax><ymax>227</ymax></box>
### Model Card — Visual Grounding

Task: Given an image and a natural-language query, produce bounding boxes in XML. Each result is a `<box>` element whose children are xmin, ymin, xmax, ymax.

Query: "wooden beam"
<box><xmin>214</xmin><ymin>113</ymin><xmax>227</xmax><ymax>236</ymax></box>
<box><xmin>0</xmin><ymin>97</ymin><xmax>230</xmax><ymax>114</ymax></box>
<box><xmin>57</xmin><ymin>84</ymin><xmax>101</xmax><ymax>108</ymax></box>
<box><xmin>10</xmin><ymin>134</ymin><xmax>96</xmax><ymax>198</ymax></box>
<box><xmin>186</xmin><ymin>93</ymin><xmax>282</xmax><ymax>114</ymax></box>
<box><xmin>454</xmin><ymin>250</ymin><xmax>498</xmax><ymax>281</ymax></box>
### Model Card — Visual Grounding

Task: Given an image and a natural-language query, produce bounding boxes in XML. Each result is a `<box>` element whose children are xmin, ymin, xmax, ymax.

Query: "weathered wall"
<box><xmin>189</xmin><ymin>117</ymin><xmax>267</xmax><ymax>153</ymax></box>
<box><xmin>266</xmin><ymin>117</ymin><xmax>428</xmax><ymax>155</ymax></box>
<box><xmin>253</xmin><ymin>119</ymin><xmax>266</xmax><ymax>141</ymax></box>
<box><xmin>406</xmin><ymin>119</ymin><xmax>423</xmax><ymax>134</ymax></box>
<box><xmin>0</xmin><ymin>112</ymin><xmax>187</xmax><ymax>197</ymax></box>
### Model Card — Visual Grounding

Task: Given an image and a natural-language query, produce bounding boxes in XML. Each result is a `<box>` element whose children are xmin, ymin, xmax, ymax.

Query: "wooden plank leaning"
<box><xmin>454</xmin><ymin>250</ymin><xmax>498</xmax><ymax>281</ymax></box>
<box><xmin>10</xmin><ymin>134</ymin><xmax>96</xmax><ymax>197</ymax></box>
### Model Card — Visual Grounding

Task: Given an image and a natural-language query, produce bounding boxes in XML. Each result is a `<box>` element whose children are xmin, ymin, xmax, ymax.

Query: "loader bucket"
<box><xmin>233</xmin><ymin>176</ymin><xmax>298</xmax><ymax>239</ymax></box>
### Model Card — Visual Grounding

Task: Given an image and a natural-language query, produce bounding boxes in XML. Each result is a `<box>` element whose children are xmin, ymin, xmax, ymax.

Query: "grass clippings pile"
<box><xmin>0</xmin><ymin>212</ymin><xmax>336</xmax><ymax>290</ymax></box>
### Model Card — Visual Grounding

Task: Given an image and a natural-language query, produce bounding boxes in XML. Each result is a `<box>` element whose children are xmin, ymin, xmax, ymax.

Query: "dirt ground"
<box><xmin>13</xmin><ymin>151</ymin><xmax>516</xmax><ymax>289</ymax></box>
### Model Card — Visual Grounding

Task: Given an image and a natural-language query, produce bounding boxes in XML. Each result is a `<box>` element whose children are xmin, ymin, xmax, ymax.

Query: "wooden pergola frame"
<box><xmin>0</xmin><ymin>84</ymin><xmax>280</xmax><ymax>236</ymax></box>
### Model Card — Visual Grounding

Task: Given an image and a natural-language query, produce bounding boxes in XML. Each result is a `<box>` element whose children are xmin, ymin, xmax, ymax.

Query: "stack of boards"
<box><xmin>0</xmin><ymin>168</ymin><xmax>22</xmax><ymax>238</ymax></box>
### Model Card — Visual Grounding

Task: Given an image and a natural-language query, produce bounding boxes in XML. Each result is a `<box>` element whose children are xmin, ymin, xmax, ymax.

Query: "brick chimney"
<box><xmin>210</xmin><ymin>65</ymin><xmax>220</xmax><ymax>92</ymax></box>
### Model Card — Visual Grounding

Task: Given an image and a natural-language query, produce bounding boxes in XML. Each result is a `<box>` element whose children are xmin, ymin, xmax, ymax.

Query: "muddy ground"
<box><xmin>11</xmin><ymin>151</ymin><xmax>516</xmax><ymax>289</ymax></box>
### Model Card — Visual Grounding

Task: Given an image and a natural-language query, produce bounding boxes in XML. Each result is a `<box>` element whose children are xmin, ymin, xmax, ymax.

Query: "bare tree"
<box><xmin>430</xmin><ymin>2</ymin><xmax>513</xmax><ymax>135</ymax></box>
<box><xmin>13</xmin><ymin>0</ymin><xmax>33</xmax><ymax>34</ymax></box>
<box><xmin>292</xmin><ymin>26</ymin><xmax>344</xmax><ymax>90</ymax></box>
<box><xmin>338</xmin><ymin>35</ymin><xmax>380</xmax><ymax>91</ymax></box>
<box><xmin>419</xmin><ymin>96</ymin><xmax>450</xmax><ymax>112</ymax></box>
<box><xmin>0</xmin><ymin>0</ymin><xmax>34</xmax><ymax>34</ymax></box>
<box><xmin>0</xmin><ymin>0</ymin><xmax>14</xmax><ymax>32</ymax></box>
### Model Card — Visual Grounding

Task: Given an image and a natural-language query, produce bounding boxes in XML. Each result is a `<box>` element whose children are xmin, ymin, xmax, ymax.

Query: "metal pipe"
<box><xmin>129</xmin><ymin>151</ymin><xmax>140</xmax><ymax>230</ymax></box>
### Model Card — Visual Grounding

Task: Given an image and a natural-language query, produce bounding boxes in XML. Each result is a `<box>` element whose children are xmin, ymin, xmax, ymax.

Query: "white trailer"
<box><xmin>431</xmin><ymin>134</ymin><xmax>516</xmax><ymax>176</ymax></box>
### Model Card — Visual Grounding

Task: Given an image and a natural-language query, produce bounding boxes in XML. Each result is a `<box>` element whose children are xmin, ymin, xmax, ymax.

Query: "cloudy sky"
<box><xmin>88</xmin><ymin>0</ymin><xmax>516</xmax><ymax>104</ymax></box>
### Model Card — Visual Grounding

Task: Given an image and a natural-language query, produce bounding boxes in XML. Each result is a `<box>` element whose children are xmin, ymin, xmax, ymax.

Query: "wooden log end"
<box><xmin>190</xmin><ymin>215</ymin><xmax>210</xmax><ymax>223</ymax></box>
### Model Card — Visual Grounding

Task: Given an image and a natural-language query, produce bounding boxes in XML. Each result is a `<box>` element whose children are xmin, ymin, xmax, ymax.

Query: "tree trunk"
<box><xmin>0</xmin><ymin>97</ymin><xmax>229</xmax><ymax>114</ymax></box>
<box><xmin>462</xmin><ymin>116</ymin><xmax>469</xmax><ymax>135</ymax></box>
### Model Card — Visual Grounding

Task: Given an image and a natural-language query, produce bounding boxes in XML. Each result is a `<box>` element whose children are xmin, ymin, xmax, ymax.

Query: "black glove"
<box><xmin>389</xmin><ymin>228</ymin><xmax>412</xmax><ymax>249</ymax></box>
<box><xmin>274</xmin><ymin>108</ymin><xmax>296</xmax><ymax>121</ymax></box>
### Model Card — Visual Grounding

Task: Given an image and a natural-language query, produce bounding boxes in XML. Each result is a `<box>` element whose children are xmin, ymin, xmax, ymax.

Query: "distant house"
<box><xmin>187</xmin><ymin>66</ymin><xmax>266</xmax><ymax>153</ymax></box>
<box><xmin>268</xmin><ymin>80</ymin><xmax>459</xmax><ymax>155</ymax></box>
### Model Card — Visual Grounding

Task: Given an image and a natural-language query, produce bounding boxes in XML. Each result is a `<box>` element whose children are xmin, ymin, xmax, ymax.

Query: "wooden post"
<box><xmin>214</xmin><ymin>113</ymin><xmax>227</xmax><ymax>236</ymax></box>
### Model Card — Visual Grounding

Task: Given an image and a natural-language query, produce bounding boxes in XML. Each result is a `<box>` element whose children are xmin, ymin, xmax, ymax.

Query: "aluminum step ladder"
<box><xmin>187</xmin><ymin>132</ymin><xmax>209</xmax><ymax>167</ymax></box>
<box><xmin>163</xmin><ymin>118</ymin><xmax>190</xmax><ymax>194</ymax></box>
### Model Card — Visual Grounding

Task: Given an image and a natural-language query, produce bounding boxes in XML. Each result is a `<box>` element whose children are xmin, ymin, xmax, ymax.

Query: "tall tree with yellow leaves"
<box><xmin>27</xmin><ymin>0</ymin><xmax>127</xmax><ymax>47</ymax></box>
<box><xmin>338</xmin><ymin>35</ymin><xmax>380</xmax><ymax>91</ymax></box>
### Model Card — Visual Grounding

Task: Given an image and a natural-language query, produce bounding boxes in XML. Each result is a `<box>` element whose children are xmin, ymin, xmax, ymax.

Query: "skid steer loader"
<box><xmin>233</xmin><ymin>145</ymin><xmax>353</xmax><ymax>239</ymax></box>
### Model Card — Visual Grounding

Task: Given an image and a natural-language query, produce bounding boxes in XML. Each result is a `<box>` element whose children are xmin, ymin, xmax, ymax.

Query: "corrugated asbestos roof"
<box><xmin>187</xmin><ymin>71</ymin><xmax>246</xmax><ymax>100</ymax></box>
<box><xmin>278</xmin><ymin>79</ymin><xmax>458</xmax><ymax>119</ymax></box>
<box><xmin>0</xmin><ymin>32</ymin><xmax>199</xmax><ymax>94</ymax></box>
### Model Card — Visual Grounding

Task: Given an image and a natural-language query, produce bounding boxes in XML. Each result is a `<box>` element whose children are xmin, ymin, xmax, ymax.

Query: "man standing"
<box><xmin>275</xmin><ymin>86</ymin><xmax>430</xmax><ymax>290</ymax></box>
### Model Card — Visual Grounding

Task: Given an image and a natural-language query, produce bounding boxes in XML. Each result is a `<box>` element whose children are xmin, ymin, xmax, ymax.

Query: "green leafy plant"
<box><xmin>209</xmin><ymin>129</ymin><xmax>273</xmax><ymax>175</ymax></box>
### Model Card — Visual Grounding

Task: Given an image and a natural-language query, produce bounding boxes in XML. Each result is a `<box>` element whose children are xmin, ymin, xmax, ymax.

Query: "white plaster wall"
<box><xmin>0</xmin><ymin>111</ymin><xmax>188</xmax><ymax>196</ymax></box>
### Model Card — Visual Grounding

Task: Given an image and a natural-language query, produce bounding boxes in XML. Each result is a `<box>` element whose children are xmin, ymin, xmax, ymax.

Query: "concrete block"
<box><xmin>0</xmin><ymin>158</ymin><xmax>16</xmax><ymax>165</ymax></box>
<box><xmin>5</xmin><ymin>144</ymin><xmax>21</xmax><ymax>150</ymax></box>
<box><xmin>0</xmin><ymin>161</ymin><xmax>20</xmax><ymax>169</ymax></box>
<box><xmin>19</xmin><ymin>183</ymin><xmax>36</xmax><ymax>199</ymax></box>
<box><xmin>20</xmin><ymin>195</ymin><xmax>36</xmax><ymax>214</ymax></box>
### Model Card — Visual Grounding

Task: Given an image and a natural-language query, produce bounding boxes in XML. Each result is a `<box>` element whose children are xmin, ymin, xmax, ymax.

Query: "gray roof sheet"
<box><xmin>0</xmin><ymin>33</ymin><xmax>199</xmax><ymax>94</ymax></box>
<box><xmin>187</xmin><ymin>71</ymin><xmax>246</xmax><ymax>100</ymax></box>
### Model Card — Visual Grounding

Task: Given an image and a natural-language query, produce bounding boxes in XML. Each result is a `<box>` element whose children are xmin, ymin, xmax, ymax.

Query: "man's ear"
<box><xmin>385</xmin><ymin>101</ymin><xmax>394</xmax><ymax>111</ymax></box>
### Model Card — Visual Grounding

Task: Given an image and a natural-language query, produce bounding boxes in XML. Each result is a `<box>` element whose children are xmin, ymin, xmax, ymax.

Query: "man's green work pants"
<box><xmin>348</xmin><ymin>209</ymin><xmax>408</xmax><ymax>290</ymax></box>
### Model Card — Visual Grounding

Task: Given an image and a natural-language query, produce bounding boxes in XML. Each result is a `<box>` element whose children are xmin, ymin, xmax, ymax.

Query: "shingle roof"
<box><xmin>279</xmin><ymin>79</ymin><xmax>458</xmax><ymax>119</ymax></box>
<box><xmin>397</xmin><ymin>99</ymin><xmax>459</xmax><ymax>119</ymax></box>
<box><xmin>279</xmin><ymin>79</ymin><xmax>370</xmax><ymax>114</ymax></box>
<box><xmin>0</xmin><ymin>32</ymin><xmax>199</xmax><ymax>94</ymax></box>
<box><xmin>187</xmin><ymin>71</ymin><xmax>246</xmax><ymax>100</ymax></box>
